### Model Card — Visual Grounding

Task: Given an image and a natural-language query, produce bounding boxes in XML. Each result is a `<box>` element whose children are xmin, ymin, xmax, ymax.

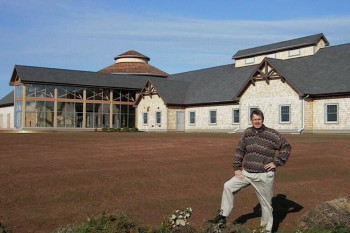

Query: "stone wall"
<box><xmin>168</xmin><ymin>107</ymin><xmax>185</xmax><ymax>131</ymax></box>
<box><xmin>239</xmin><ymin>79</ymin><xmax>302</xmax><ymax>131</ymax></box>
<box><xmin>137</xmin><ymin>95</ymin><xmax>168</xmax><ymax>131</ymax></box>
<box><xmin>312</xmin><ymin>97</ymin><xmax>350</xmax><ymax>130</ymax></box>
<box><xmin>0</xmin><ymin>106</ymin><xmax>14</xmax><ymax>129</ymax></box>
<box><xmin>184</xmin><ymin>104</ymin><xmax>239</xmax><ymax>132</ymax></box>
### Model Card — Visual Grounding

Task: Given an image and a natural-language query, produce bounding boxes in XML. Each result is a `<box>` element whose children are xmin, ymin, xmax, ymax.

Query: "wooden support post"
<box><xmin>82</xmin><ymin>89</ymin><xmax>86</xmax><ymax>129</ymax></box>
<box><xmin>110</xmin><ymin>90</ymin><xmax>113</xmax><ymax>128</ymax></box>
<box><xmin>21</xmin><ymin>85</ymin><xmax>26</xmax><ymax>129</ymax></box>
<box><xmin>54</xmin><ymin>88</ymin><xmax>57</xmax><ymax>128</ymax></box>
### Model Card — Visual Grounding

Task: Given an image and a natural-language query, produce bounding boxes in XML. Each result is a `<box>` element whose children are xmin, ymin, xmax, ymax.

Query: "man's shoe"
<box><xmin>208</xmin><ymin>214</ymin><xmax>226</xmax><ymax>224</ymax></box>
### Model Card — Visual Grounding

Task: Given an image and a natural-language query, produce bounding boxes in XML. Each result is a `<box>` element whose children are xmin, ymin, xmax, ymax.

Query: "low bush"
<box><xmin>0</xmin><ymin>222</ymin><xmax>12</xmax><ymax>233</ymax></box>
<box><xmin>300</xmin><ymin>197</ymin><xmax>350</xmax><ymax>231</ymax></box>
<box><xmin>54</xmin><ymin>211</ymin><xmax>141</xmax><ymax>233</ymax></box>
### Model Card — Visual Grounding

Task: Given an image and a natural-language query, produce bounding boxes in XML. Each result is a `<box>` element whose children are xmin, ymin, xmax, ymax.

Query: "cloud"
<box><xmin>0</xmin><ymin>0</ymin><xmax>350</xmax><ymax>96</ymax></box>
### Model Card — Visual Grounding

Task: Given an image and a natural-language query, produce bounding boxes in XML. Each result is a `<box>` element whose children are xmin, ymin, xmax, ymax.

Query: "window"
<box><xmin>143</xmin><ymin>112</ymin><xmax>148</xmax><ymax>125</ymax></box>
<box><xmin>189</xmin><ymin>111</ymin><xmax>195</xmax><ymax>125</ymax></box>
<box><xmin>280</xmin><ymin>105</ymin><xmax>290</xmax><ymax>123</ymax></box>
<box><xmin>325</xmin><ymin>104</ymin><xmax>338</xmax><ymax>123</ymax></box>
<box><xmin>267</xmin><ymin>54</ymin><xmax>276</xmax><ymax>58</ymax></box>
<box><xmin>289</xmin><ymin>49</ymin><xmax>300</xmax><ymax>57</ymax></box>
<box><xmin>232</xmin><ymin>109</ymin><xmax>239</xmax><ymax>124</ymax></box>
<box><xmin>156</xmin><ymin>112</ymin><xmax>161</xmax><ymax>124</ymax></box>
<box><xmin>245</xmin><ymin>57</ymin><xmax>255</xmax><ymax>64</ymax></box>
<box><xmin>209</xmin><ymin>110</ymin><xmax>217</xmax><ymax>124</ymax></box>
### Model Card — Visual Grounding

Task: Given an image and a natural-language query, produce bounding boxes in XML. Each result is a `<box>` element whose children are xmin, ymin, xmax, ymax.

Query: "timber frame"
<box><xmin>135</xmin><ymin>80</ymin><xmax>159</xmax><ymax>105</ymax></box>
<box><xmin>234</xmin><ymin>58</ymin><xmax>304</xmax><ymax>100</ymax></box>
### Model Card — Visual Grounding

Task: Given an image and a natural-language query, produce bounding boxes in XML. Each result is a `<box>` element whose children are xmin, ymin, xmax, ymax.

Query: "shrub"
<box><xmin>300</xmin><ymin>197</ymin><xmax>350</xmax><ymax>231</ymax></box>
<box><xmin>0</xmin><ymin>222</ymin><xmax>12</xmax><ymax>233</ymax></box>
<box><xmin>53</xmin><ymin>211</ymin><xmax>141</xmax><ymax>233</ymax></box>
<box><xmin>130</xmin><ymin>127</ymin><xmax>139</xmax><ymax>132</ymax></box>
<box><xmin>101</xmin><ymin>127</ymin><xmax>108</xmax><ymax>132</ymax></box>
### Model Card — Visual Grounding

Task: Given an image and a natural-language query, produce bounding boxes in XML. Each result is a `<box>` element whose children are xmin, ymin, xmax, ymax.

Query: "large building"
<box><xmin>1</xmin><ymin>33</ymin><xmax>350</xmax><ymax>133</ymax></box>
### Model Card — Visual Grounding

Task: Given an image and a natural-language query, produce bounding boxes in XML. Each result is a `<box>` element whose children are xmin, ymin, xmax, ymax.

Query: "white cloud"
<box><xmin>1</xmin><ymin>1</ymin><xmax>350</xmax><ymax>96</ymax></box>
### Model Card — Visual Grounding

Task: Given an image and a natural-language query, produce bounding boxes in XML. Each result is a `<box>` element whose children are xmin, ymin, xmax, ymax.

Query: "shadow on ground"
<box><xmin>233</xmin><ymin>194</ymin><xmax>303</xmax><ymax>232</ymax></box>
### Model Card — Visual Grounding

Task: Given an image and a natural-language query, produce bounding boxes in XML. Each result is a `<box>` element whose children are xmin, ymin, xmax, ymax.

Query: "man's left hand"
<box><xmin>264</xmin><ymin>162</ymin><xmax>276</xmax><ymax>171</ymax></box>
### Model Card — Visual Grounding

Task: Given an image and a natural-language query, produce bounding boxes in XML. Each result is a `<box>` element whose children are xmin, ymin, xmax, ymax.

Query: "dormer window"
<box><xmin>288</xmin><ymin>49</ymin><xmax>300</xmax><ymax>57</ymax></box>
<box><xmin>245</xmin><ymin>57</ymin><xmax>255</xmax><ymax>64</ymax></box>
<box><xmin>267</xmin><ymin>54</ymin><xmax>276</xmax><ymax>58</ymax></box>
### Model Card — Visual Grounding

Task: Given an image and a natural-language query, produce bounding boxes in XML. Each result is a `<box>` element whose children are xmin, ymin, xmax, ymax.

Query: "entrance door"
<box><xmin>176</xmin><ymin>111</ymin><xmax>185</xmax><ymax>131</ymax></box>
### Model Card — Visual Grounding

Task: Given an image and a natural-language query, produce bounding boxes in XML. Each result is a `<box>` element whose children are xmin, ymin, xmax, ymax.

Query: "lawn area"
<box><xmin>0</xmin><ymin>132</ymin><xmax>349</xmax><ymax>233</ymax></box>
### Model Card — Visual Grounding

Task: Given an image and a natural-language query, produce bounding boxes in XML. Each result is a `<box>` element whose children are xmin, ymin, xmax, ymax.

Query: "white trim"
<box><xmin>209</xmin><ymin>109</ymin><xmax>217</xmax><ymax>125</ymax></box>
<box><xmin>189</xmin><ymin>111</ymin><xmax>196</xmax><ymax>126</ymax></box>
<box><xmin>232</xmin><ymin>108</ymin><xmax>239</xmax><ymax>124</ymax></box>
<box><xmin>155</xmin><ymin>111</ymin><xmax>162</xmax><ymax>125</ymax></box>
<box><xmin>245</xmin><ymin>57</ymin><xmax>255</xmax><ymax>64</ymax></box>
<box><xmin>279</xmin><ymin>105</ymin><xmax>291</xmax><ymax>124</ymax></box>
<box><xmin>325</xmin><ymin>103</ymin><xmax>339</xmax><ymax>124</ymax></box>
<box><xmin>142</xmin><ymin>112</ymin><xmax>148</xmax><ymax>125</ymax></box>
<box><xmin>288</xmin><ymin>49</ymin><xmax>300</xmax><ymax>57</ymax></box>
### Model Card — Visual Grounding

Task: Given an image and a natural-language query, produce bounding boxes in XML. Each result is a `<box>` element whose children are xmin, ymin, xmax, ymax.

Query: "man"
<box><xmin>209</xmin><ymin>109</ymin><xmax>291</xmax><ymax>232</ymax></box>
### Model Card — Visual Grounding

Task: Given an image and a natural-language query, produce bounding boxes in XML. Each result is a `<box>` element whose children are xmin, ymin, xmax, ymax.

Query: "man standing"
<box><xmin>209</xmin><ymin>109</ymin><xmax>291</xmax><ymax>232</ymax></box>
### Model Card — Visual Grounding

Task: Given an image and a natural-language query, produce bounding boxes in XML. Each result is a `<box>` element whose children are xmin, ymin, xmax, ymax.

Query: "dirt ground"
<box><xmin>0</xmin><ymin>132</ymin><xmax>349</xmax><ymax>233</ymax></box>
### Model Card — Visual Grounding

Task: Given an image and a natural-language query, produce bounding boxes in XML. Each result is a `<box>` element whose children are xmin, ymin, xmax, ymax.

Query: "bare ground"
<box><xmin>0</xmin><ymin>132</ymin><xmax>349</xmax><ymax>233</ymax></box>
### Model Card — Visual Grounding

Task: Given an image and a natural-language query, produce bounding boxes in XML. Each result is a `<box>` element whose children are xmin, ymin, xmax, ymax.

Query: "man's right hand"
<box><xmin>234</xmin><ymin>170</ymin><xmax>244</xmax><ymax>180</ymax></box>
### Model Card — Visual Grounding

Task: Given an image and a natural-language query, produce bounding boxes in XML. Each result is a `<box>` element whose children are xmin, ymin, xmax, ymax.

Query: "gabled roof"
<box><xmin>0</xmin><ymin>91</ymin><xmax>14</xmax><ymax>107</ymax></box>
<box><xmin>168</xmin><ymin>64</ymin><xmax>257</xmax><ymax>105</ymax></box>
<box><xmin>232</xmin><ymin>33</ymin><xmax>329</xmax><ymax>59</ymax></box>
<box><xmin>267</xmin><ymin>43</ymin><xmax>350</xmax><ymax>96</ymax></box>
<box><xmin>10</xmin><ymin>65</ymin><xmax>157</xmax><ymax>89</ymax></box>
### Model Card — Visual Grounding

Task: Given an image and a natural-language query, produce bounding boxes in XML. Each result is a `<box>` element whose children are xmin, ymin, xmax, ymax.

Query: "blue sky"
<box><xmin>1</xmin><ymin>0</ymin><xmax>350</xmax><ymax>98</ymax></box>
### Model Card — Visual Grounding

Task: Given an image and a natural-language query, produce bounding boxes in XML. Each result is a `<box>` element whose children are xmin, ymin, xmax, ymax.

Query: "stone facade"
<box><xmin>304</xmin><ymin>99</ymin><xmax>313</xmax><ymax>130</ymax></box>
<box><xmin>184</xmin><ymin>104</ymin><xmax>239</xmax><ymax>132</ymax></box>
<box><xmin>311</xmin><ymin>97</ymin><xmax>350</xmax><ymax>131</ymax></box>
<box><xmin>168</xmin><ymin>107</ymin><xmax>185</xmax><ymax>131</ymax></box>
<box><xmin>137</xmin><ymin>94</ymin><xmax>168</xmax><ymax>131</ymax></box>
<box><xmin>0</xmin><ymin>106</ymin><xmax>14</xmax><ymax>129</ymax></box>
<box><xmin>239</xmin><ymin>79</ymin><xmax>302</xmax><ymax>131</ymax></box>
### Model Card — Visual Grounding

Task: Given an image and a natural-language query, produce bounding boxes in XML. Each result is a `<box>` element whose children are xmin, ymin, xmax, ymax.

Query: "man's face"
<box><xmin>251</xmin><ymin>114</ymin><xmax>263</xmax><ymax>129</ymax></box>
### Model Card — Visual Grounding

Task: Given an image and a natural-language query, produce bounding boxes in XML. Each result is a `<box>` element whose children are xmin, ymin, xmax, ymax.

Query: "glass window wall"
<box><xmin>14</xmin><ymin>101</ymin><xmax>22</xmax><ymax>129</ymax></box>
<box><xmin>57</xmin><ymin>102</ymin><xmax>83</xmax><ymax>128</ymax></box>
<box><xmin>25</xmin><ymin>101</ymin><xmax>54</xmax><ymax>127</ymax></box>
<box><xmin>25</xmin><ymin>84</ymin><xmax>54</xmax><ymax>98</ymax></box>
<box><xmin>15</xmin><ymin>85</ymin><xmax>22</xmax><ymax>98</ymax></box>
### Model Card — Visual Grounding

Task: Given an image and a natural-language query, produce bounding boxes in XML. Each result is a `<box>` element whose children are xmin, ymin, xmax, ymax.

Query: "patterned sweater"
<box><xmin>233</xmin><ymin>125</ymin><xmax>291</xmax><ymax>173</ymax></box>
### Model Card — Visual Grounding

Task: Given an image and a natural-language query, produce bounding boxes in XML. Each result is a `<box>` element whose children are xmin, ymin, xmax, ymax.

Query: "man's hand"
<box><xmin>264</xmin><ymin>162</ymin><xmax>276</xmax><ymax>171</ymax></box>
<box><xmin>234</xmin><ymin>170</ymin><xmax>244</xmax><ymax>180</ymax></box>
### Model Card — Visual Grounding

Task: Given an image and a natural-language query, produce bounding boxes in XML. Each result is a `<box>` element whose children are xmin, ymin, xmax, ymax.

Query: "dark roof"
<box><xmin>167</xmin><ymin>64</ymin><xmax>257</xmax><ymax>105</ymax></box>
<box><xmin>98</xmin><ymin>62</ymin><xmax>168</xmax><ymax>77</ymax></box>
<box><xmin>144</xmin><ymin>79</ymin><xmax>190</xmax><ymax>105</ymax></box>
<box><xmin>0</xmin><ymin>91</ymin><xmax>14</xmax><ymax>107</ymax></box>
<box><xmin>10</xmin><ymin>65</ymin><xmax>161</xmax><ymax>89</ymax></box>
<box><xmin>114</xmin><ymin>50</ymin><xmax>150</xmax><ymax>61</ymax></box>
<box><xmin>267</xmin><ymin>43</ymin><xmax>350</xmax><ymax>96</ymax></box>
<box><xmin>232</xmin><ymin>33</ymin><xmax>329</xmax><ymax>59</ymax></box>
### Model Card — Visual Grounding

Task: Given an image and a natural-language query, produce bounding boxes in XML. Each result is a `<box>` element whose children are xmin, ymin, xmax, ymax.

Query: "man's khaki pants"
<box><xmin>221</xmin><ymin>170</ymin><xmax>274</xmax><ymax>232</ymax></box>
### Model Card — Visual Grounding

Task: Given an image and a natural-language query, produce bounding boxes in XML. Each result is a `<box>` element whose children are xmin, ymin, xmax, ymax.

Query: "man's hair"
<box><xmin>250</xmin><ymin>109</ymin><xmax>264</xmax><ymax>121</ymax></box>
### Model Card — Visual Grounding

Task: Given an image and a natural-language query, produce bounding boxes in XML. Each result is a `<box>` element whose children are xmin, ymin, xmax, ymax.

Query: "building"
<box><xmin>1</xmin><ymin>33</ymin><xmax>350</xmax><ymax>133</ymax></box>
